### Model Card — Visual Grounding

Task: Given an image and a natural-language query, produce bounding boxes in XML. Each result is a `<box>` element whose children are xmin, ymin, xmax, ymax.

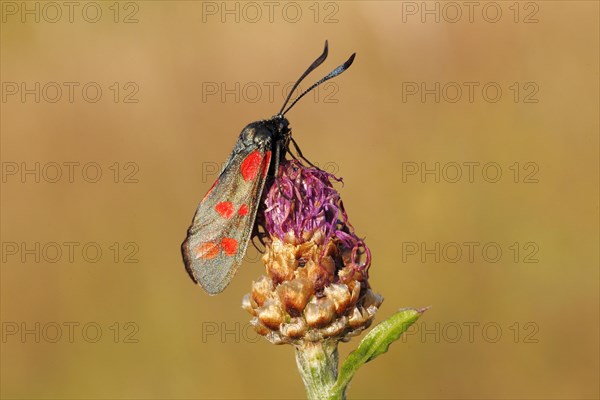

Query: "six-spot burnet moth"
<box><xmin>181</xmin><ymin>41</ymin><xmax>356</xmax><ymax>295</ymax></box>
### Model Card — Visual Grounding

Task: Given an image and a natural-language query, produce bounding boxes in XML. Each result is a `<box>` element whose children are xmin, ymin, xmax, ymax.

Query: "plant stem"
<box><xmin>294</xmin><ymin>341</ymin><xmax>342</xmax><ymax>400</ymax></box>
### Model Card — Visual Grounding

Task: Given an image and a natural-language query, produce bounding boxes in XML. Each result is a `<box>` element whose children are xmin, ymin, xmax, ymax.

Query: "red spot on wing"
<box><xmin>262</xmin><ymin>151</ymin><xmax>272</xmax><ymax>177</ymax></box>
<box><xmin>238</xmin><ymin>204</ymin><xmax>249</xmax><ymax>216</ymax></box>
<box><xmin>221</xmin><ymin>238</ymin><xmax>238</xmax><ymax>256</ymax></box>
<box><xmin>215</xmin><ymin>201</ymin><xmax>235</xmax><ymax>219</ymax></box>
<box><xmin>195</xmin><ymin>242</ymin><xmax>219</xmax><ymax>260</ymax></box>
<box><xmin>241</xmin><ymin>151</ymin><xmax>262</xmax><ymax>182</ymax></box>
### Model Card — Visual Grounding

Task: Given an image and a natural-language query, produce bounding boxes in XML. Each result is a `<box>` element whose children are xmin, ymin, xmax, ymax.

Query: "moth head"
<box><xmin>270</xmin><ymin>114</ymin><xmax>290</xmax><ymax>137</ymax></box>
<box><xmin>241</xmin><ymin>117</ymin><xmax>290</xmax><ymax>148</ymax></box>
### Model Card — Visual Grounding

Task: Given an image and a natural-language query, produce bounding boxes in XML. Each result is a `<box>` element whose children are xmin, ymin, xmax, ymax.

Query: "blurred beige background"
<box><xmin>1</xmin><ymin>1</ymin><xmax>598</xmax><ymax>399</ymax></box>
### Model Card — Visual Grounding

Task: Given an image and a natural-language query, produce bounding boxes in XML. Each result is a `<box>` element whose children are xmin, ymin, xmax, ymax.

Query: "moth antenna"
<box><xmin>278</xmin><ymin>40</ymin><xmax>329</xmax><ymax>116</ymax></box>
<box><xmin>282</xmin><ymin>52</ymin><xmax>356</xmax><ymax>116</ymax></box>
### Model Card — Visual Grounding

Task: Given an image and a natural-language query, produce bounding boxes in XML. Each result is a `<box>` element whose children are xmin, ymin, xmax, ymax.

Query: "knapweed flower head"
<box><xmin>243</xmin><ymin>160</ymin><xmax>383</xmax><ymax>345</ymax></box>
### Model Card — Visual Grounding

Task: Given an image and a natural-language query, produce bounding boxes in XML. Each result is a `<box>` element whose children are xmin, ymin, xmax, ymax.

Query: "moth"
<box><xmin>182</xmin><ymin>41</ymin><xmax>355</xmax><ymax>294</ymax></box>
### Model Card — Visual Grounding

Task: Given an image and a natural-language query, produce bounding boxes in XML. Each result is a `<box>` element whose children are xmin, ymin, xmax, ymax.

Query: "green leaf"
<box><xmin>330</xmin><ymin>307</ymin><xmax>427</xmax><ymax>398</ymax></box>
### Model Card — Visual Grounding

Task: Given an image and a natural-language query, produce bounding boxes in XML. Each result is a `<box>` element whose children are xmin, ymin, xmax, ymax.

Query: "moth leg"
<box><xmin>273</xmin><ymin>141</ymin><xmax>292</xmax><ymax>200</ymax></box>
<box><xmin>257</xmin><ymin>232</ymin><xmax>267</xmax><ymax>249</ymax></box>
<box><xmin>251</xmin><ymin>234</ymin><xmax>265</xmax><ymax>252</ymax></box>
<box><xmin>286</xmin><ymin>132</ymin><xmax>301</xmax><ymax>162</ymax></box>
<box><xmin>250</xmin><ymin>222</ymin><xmax>268</xmax><ymax>252</ymax></box>
<box><xmin>288</xmin><ymin>150</ymin><xmax>300</xmax><ymax>162</ymax></box>
<box><xmin>290</xmin><ymin>136</ymin><xmax>321</xmax><ymax>170</ymax></box>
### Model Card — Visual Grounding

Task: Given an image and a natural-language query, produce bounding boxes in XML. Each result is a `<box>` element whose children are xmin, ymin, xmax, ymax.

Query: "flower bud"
<box><xmin>257</xmin><ymin>299</ymin><xmax>285</xmax><ymax>330</ymax></box>
<box><xmin>277</xmin><ymin>278</ymin><xmax>313</xmax><ymax>316</ymax></box>
<box><xmin>243</xmin><ymin>160</ymin><xmax>383</xmax><ymax>345</ymax></box>
<box><xmin>305</xmin><ymin>298</ymin><xmax>336</xmax><ymax>328</ymax></box>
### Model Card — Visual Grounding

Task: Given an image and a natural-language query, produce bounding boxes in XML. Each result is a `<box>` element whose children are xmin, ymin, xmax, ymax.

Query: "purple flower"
<box><xmin>257</xmin><ymin>160</ymin><xmax>371</xmax><ymax>278</ymax></box>
<box><xmin>245</xmin><ymin>159</ymin><xmax>383</xmax><ymax>345</ymax></box>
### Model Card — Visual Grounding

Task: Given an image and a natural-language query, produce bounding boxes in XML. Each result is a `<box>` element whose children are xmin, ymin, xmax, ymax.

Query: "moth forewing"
<box><xmin>182</xmin><ymin>143</ymin><xmax>272</xmax><ymax>294</ymax></box>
